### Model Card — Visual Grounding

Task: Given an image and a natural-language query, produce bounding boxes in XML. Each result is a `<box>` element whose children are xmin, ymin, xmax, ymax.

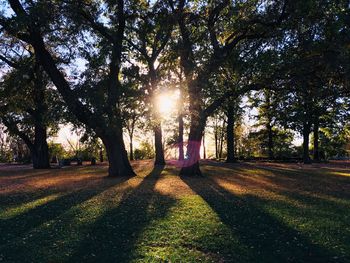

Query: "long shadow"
<box><xmin>203</xmin><ymin>161</ymin><xmax>350</xmax><ymax>200</ymax></box>
<box><xmin>0</xmin><ymin>177</ymin><xmax>129</xmax><ymax>251</ymax></box>
<box><xmin>67</xmin><ymin>165</ymin><xmax>177</xmax><ymax>263</ymax></box>
<box><xmin>181</xmin><ymin>175</ymin><xmax>341</xmax><ymax>263</ymax></box>
<box><xmin>0</xmin><ymin>165</ymin><xmax>111</xmax><ymax>209</ymax></box>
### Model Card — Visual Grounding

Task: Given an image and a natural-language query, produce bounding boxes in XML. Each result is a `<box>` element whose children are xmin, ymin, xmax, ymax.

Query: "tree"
<box><xmin>168</xmin><ymin>0</ymin><xmax>289</xmax><ymax>175</ymax></box>
<box><xmin>225</xmin><ymin>96</ymin><xmax>243</xmax><ymax>163</ymax></box>
<box><xmin>126</xmin><ymin>1</ymin><xmax>173</xmax><ymax>165</ymax></box>
<box><xmin>0</xmin><ymin>0</ymin><xmax>138</xmax><ymax>176</ymax></box>
<box><xmin>0</xmin><ymin>124</ymin><xmax>12</xmax><ymax>162</ymax></box>
<box><xmin>250</xmin><ymin>89</ymin><xmax>281</xmax><ymax>160</ymax></box>
<box><xmin>0</xmin><ymin>54</ymin><xmax>60</xmax><ymax>168</ymax></box>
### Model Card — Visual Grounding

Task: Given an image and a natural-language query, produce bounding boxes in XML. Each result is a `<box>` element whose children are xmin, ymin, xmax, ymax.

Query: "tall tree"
<box><xmin>169</xmin><ymin>0</ymin><xmax>289</xmax><ymax>175</ymax></box>
<box><xmin>126</xmin><ymin>1</ymin><xmax>173</xmax><ymax>165</ymax></box>
<box><xmin>0</xmin><ymin>55</ymin><xmax>59</xmax><ymax>168</ymax></box>
<box><xmin>0</xmin><ymin>0</ymin><xmax>138</xmax><ymax>176</ymax></box>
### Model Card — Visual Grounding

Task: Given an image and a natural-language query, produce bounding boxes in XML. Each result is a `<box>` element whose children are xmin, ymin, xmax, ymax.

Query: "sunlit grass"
<box><xmin>0</xmin><ymin>194</ymin><xmax>61</xmax><ymax>220</ymax></box>
<box><xmin>330</xmin><ymin>171</ymin><xmax>350</xmax><ymax>177</ymax></box>
<box><xmin>0</xmin><ymin>160</ymin><xmax>349</xmax><ymax>262</ymax></box>
<box><xmin>131</xmin><ymin>195</ymin><xmax>247</xmax><ymax>262</ymax></box>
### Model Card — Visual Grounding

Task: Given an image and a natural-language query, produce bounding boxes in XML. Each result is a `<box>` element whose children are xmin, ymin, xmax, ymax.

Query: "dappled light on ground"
<box><xmin>0</xmin><ymin>160</ymin><xmax>349</xmax><ymax>262</ymax></box>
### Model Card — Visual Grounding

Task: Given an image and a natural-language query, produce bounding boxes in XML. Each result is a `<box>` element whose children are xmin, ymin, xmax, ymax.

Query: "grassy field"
<box><xmin>0</xmin><ymin>160</ymin><xmax>349</xmax><ymax>262</ymax></box>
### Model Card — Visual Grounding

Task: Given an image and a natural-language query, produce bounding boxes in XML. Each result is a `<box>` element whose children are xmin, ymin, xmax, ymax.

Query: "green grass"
<box><xmin>0</xmin><ymin>160</ymin><xmax>349</xmax><ymax>262</ymax></box>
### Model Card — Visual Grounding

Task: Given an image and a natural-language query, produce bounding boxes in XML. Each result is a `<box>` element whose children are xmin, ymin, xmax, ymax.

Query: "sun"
<box><xmin>156</xmin><ymin>93</ymin><xmax>176</xmax><ymax>116</ymax></box>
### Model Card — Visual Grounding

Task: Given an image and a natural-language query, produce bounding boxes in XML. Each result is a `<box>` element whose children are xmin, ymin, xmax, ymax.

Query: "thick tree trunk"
<box><xmin>302</xmin><ymin>122</ymin><xmax>312</xmax><ymax>164</ymax></box>
<box><xmin>154</xmin><ymin>123</ymin><xmax>165</xmax><ymax>165</ymax></box>
<box><xmin>226</xmin><ymin>105</ymin><xmax>235</xmax><ymax>163</ymax></box>
<box><xmin>313</xmin><ymin>117</ymin><xmax>320</xmax><ymax>162</ymax></box>
<box><xmin>179</xmin><ymin>115</ymin><xmax>204</xmax><ymax>176</ymax></box>
<box><xmin>32</xmin><ymin>124</ymin><xmax>50</xmax><ymax>169</ymax></box>
<box><xmin>178</xmin><ymin>113</ymin><xmax>184</xmax><ymax>161</ymax></box>
<box><xmin>267</xmin><ymin>122</ymin><xmax>274</xmax><ymax>160</ymax></box>
<box><xmin>101</xmin><ymin>129</ymin><xmax>135</xmax><ymax>177</ymax></box>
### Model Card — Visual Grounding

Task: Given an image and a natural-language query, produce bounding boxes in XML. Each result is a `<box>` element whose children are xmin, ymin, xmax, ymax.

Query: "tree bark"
<box><xmin>129</xmin><ymin>141</ymin><xmax>134</xmax><ymax>161</ymax></box>
<box><xmin>226</xmin><ymin>105</ymin><xmax>235</xmax><ymax>163</ymax></box>
<box><xmin>219</xmin><ymin>119</ymin><xmax>225</xmax><ymax>159</ymax></box>
<box><xmin>178</xmin><ymin>112</ymin><xmax>184</xmax><ymax>161</ymax></box>
<box><xmin>202</xmin><ymin>131</ymin><xmax>206</xmax><ymax>159</ymax></box>
<box><xmin>99</xmin><ymin>149</ymin><xmax>104</xmax><ymax>162</ymax></box>
<box><xmin>178</xmin><ymin>74</ymin><xmax>185</xmax><ymax>161</ymax></box>
<box><xmin>302</xmin><ymin>122</ymin><xmax>312</xmax><ymax>164</ymax></box>
<box><xmin>154</xmin><ymin>123</ymin><xmax>165</xmax><ymax>165</ymax></box>
<box><xmin>179</xmin><ymin>113</ymin><xmax>204</xmax><ymax>176</ymax></box>
<box><xmin>267</xmin><ymin>122</ymin><xmax>274</xmax><ymax>160</ymax></box>
<box><xmin>313</xmin><ymin>116</ymin><xmax>320</xmax><ymax>162</ymax></box>
<box><xmin>32</xmin><ymin>124</ymin><xmax>50</xmax><ymax>169</ymax></box>
<box><xmin>214</xmin><ymin>121</ymin><xmax>219</xmax><ymax>159</ymax></box>
<box><xmin>101</xmin><ymin>129</ymin><xmax>135</xmax><ymax>177</ymax></box>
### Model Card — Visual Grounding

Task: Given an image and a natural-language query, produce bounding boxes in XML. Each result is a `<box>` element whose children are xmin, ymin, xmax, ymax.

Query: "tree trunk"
<box><xmin>101</xmin><ymin>129</ymin><xmax>135</xmax><ymax>177</ymax></box>
<box><xmin>219</xmin><ymin>119</ymin><xmax>225</xmax><ymax>159</ymax></box>
<box><xmin>226</xmin><ymin>105</ymin><xmax>235</xmax><ymax>163</ymax></box>
<box><xmin>99</xmin><ymin>149</ymin><xmax>104</xmax><ymax>162</ymax></box>
<box><xmin>267</xmin><ymin>122</ymin><xmax>274</xmax><ymax>160</ymax></box>
<box><xmin>178</xmin><ymin>74</ymin><xmax>185</xmax><ymax>161</ymax></box>
<box><xmin>302</xmin><ymin>122</ymin><xmax>311</xmax><ymax>164</ymax></box>
<box><xmin>129</xmin><ymin>133</ymin><xmax>134</xmax><ymax>161</ymax></box>
<box><xmin>313</xmin><ymin>117</ymin><xmax>320</xmax><ymax>162</ymax></box>
<box><xmin>178</xmin><ymin>112</ymin><xmax>184</xmax><ymax>161</ymax></box>
<box><xmin>214</xmin><ymin>124</ymin><xmax>219</xmax><ymax>159</ymax></box>
<box><xmin>179</xmin><ymin>115</ymin><xmax>204</xmax><ymax>176</ymax></box>
<box><xmin>32</xmin><ymin>124</ymin><xmax>50</xmax><ymax>169</ymax></box>
<box><xmin>154</xmin><ymin>123</ymin><xmax>165</xmax><ymax>165</ymax></box>
<box><xmin>202</xmin><ymin>131</ymin><xmax>206</xmax><ymax>159</ymax></box>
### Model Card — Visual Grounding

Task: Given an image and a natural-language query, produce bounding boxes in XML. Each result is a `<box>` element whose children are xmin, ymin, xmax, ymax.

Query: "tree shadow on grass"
<box><xmin>0</xmin><ymin>176</ymin><xmax>130</xmax><ymax>254</ymax></box>
<box><xmin>203</xmin><ymin>161</ymin><xmax>350</xmax><ymax>200</ymax></box>
<box><xmin>181</xmin><ymin>175</ymin><xmax>340</xmax><ymax>263</ymax></box>
<box><xmin>67</xmin><ymin>165</ymin><xmax>177</xmax><ymax>263</ymax></box>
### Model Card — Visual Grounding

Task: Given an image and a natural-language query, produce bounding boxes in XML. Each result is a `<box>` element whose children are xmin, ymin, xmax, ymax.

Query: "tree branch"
<box><xmin>0</xmin><ymin>54</ymin><xmax>18</xmax><ymax>68</ymax></box>
<box><xmin>1</xmin><ymin>117</ymin><xmax>34</xmax><ymax>150</ymax></box>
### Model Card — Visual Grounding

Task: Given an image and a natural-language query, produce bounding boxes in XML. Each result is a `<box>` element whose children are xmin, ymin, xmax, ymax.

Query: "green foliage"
<box><xmin>316</xmin><ymin>126</ymin><xmax>350</xmax><ymax>159</ymax></box>
<box><xmin>248</xmin><ymin>128</ymin><xmax>296</xmax><ymax>159</ymax></box>
<box><xmin>48</xmin><ymin>142</ymin><xmax>66</xmax><ymax>161</ymax></box>
<box><xmin>134</xmin><ymin>141</ymin><xmax>155</xmax><ymax>160</ymax></box>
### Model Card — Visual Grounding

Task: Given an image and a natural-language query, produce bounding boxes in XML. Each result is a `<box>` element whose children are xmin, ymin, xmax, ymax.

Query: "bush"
<box><xmin>48</xmin><ymin>143</ymin><xmax>66</xmax><ymax>162</ymax></box>
<box><xmin>134</xmin><ymin>141</ymin><xmax>155</xmax><ymax>160</ymax></box>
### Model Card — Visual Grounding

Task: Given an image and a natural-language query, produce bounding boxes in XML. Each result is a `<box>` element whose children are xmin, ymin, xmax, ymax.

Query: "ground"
<box><xmin>0</xmin><ymin>160</ymin><xmax>349</xmax><ymax>263</ymax></box>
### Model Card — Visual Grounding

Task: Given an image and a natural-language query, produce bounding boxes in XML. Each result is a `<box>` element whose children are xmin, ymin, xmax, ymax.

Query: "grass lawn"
<box><xmin>0</xmin><ymin>160</ymin><xmax>349</xmax><ymax>262</ymax></box>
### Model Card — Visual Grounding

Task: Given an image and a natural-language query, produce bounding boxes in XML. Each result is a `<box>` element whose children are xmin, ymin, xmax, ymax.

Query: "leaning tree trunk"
<box><xmin>313</xmin><ymin>116</ymin><xmax>320</xmax><ymax>162</ymax></box>
<box><xmin>226</xmin><ymin>105</ymin><xmax>235</xmax><ymax>163</ymax></box>
<box><xmin>154</xmin><ymin>122</ymin><xmax>165</xmax><ymax>165</ymax></box>
<box><xmin>179</xmin><ymin>114</ymin><xmax>205</xmax><ymax>176</ymax></box>
<box><xmin>101</xmin><ymin>128</ymin><xmax>135</xmax><ymax>177</ymax></box>
<box><xmin>302</xmin><ymin>122</ymin><xmax>312</xmax><ymax>164</ymax></box>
